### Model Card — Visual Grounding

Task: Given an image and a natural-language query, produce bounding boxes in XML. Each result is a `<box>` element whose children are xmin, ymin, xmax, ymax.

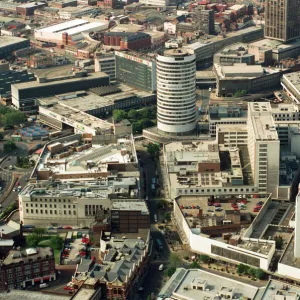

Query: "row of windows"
<box><xmin>25</xmin><ymin>209</ymin><xmax>76</xmax><ymax>215</ymax></box>
<box><xmin>178</xmin><ymin>187</ymin><xmax>256</xmax><ymax>193</ymax></box>
<box><xmin>32</xmin><ymin>198</ymin><xmax>71</xmax><ymax>203</ymax></box>
<box><xmin>26</xmin><ymin>203</ymin><xmax>76</xmax><ymax>209</ymax></box>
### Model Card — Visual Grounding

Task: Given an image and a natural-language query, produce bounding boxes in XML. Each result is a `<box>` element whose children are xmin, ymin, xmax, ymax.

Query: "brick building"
<box><xmin>0</xmin><ymin>247</ymin><xmax>56</xmax><ymax>291</ymax></box>
<box><xmin>16</xmin><ymin>2</ymin><xmax>47</xmax><ymax>16</ymax></box>
<box><xmin>51</xmin><ymin>0</ymin><xmax>77</xmax><ymax>9</ymax></box>
<box><xmin>97</xmin><ymin>0</ymin><xmax>117</xmax><ymax>9</ymax></box>
<box><xmin>104</xmin><ymin>32</ymin><xmax>151</xmax><ymax>51</ymax></box>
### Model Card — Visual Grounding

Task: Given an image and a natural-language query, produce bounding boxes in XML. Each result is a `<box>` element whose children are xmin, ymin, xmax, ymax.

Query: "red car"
<box><xmin>233</xmin><ymin>207</ymin><xmax>240</xmax><ymax>210</ymax></box>
<box><xmin>253</xmin><ymin>208</ymin><xmax>260</xmax><ymax>212</ymax></box>
<box><xmin>64</xmin><ymin>286</ymin><xmax>73</xmax><ymax>291</ymax></box>
<box><xmin>214</xmin><ymin>203</ymin><xmax>221</xmax><ymax>207</ymax></box>
<box><xmin>63</xmin><ymin>226</ymin><xmax>72</xmax><ymax>229</ymax></box>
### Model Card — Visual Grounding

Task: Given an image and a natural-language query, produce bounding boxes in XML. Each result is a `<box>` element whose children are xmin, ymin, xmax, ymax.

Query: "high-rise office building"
<box><xmin>247</xmin><ymin>102</ymin><xmax>280</xmax><ymax>197</ymax></box>
<box><xmin>156</xmin><ymin>49</ymin><xmax>196</xmax><ymax>134</ymax></box>
<box><xmin>264</xmin><ymin>0</ymin><xmax>300</xmax><ymax>42</ymax></box>
<box><xmin>194</xmin><ymin>8</ymin><xmax>215</xmax><ymax>35</ymax></box>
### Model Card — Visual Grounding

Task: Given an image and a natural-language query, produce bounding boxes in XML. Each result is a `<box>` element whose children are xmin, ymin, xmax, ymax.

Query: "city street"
<box><xmin>135</xmin><ymin>143</ymin><xmax>172</xmax><ymax>299</ymax></box>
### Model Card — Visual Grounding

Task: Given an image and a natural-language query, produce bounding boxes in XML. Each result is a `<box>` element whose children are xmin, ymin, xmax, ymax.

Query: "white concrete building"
<box><xmin>19</xmin><ymin>135</ymin><xmax>140</xmax><ymax>226</ymax></box>
<box><xmin>281</xmin><ymin>72</ymin><xmax>300</xmax><ymax>103</ymax></box>
<box><xmin>58</xmin><ymin>6</ymin><xmax>98</xmax><ymax>20</ymax></box>
<box><xmin>139</xmin><ymin>0</ymin><xmax>169</xmax><ymax>6</ymax></box>
<box><xmin>156</xmin><ymin>48</ymin><xmax>196</xmax><ymax>134</ymax></box>
<box><xmin>247</xmin><ymin>102</ymin><xmax>280</xmax><ymax>198</ymax></box>
<box><xmin>34</xmin><ymin>19</ymin><xmax>107</xmax><ymax>43</ymax></box>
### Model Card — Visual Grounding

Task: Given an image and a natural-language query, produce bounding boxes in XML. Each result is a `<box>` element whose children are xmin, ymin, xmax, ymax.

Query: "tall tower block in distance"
<box><xmin>264</xmin><ymin>0</ymin><xmax>300</xmax><ymax>42</ymax></box>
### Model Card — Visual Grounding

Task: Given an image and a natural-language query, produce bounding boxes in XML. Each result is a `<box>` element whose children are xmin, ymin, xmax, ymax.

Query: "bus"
<box><xmin>155</xmin><ymin>239</ymin><xmax>163</xmax><ymax>251</ymax></box>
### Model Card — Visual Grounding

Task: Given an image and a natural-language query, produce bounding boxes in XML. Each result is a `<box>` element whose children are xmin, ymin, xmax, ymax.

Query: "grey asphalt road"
<box><xmin>0</xmin><ymin>143</ymin><xmax>32</xmax><ymax>208</ymax></box>
<box><xmin>136</xmin><ymin>146</ymin><xmax>171</xmax><ymax>299</ymax></box>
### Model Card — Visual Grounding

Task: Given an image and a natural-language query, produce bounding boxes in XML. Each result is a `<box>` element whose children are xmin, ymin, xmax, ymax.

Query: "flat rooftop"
<box><xmin>35</xmin><ymin>19</ymin><xmax>88</xmax><ymax>33</ymax></box>
<box><xmin>248</xmin><ymin>102</ymin><xmax>279</xmax><ymax>141</ymax></box>
<box><xmin>0</xmin><ymin>290</ymin><xmax>69</xmax><ymax>300</ymax></box>
<box><xmin>282</xmin><ymin>72</ymin><xmax>300</xmax><ymax>92</ymax></box>
<box><xmin>184</xmin><ymin>27</ymin><xmax>263</xmax><ymax>50</ymax></box>
<box><xmin>249</xmin><ymin>38</ymin><xmax>300</xmax><ymax>52</ymax></box>
<box><xmin>72</xmin><ymin>287</ymin><xmax>96</xmax><ymax>300</ymax></box>
<box><xmin>159</xmin><ymin>268</ymin><xmax>263</xmax><ymax>300</ymax></box>
<box><xmin>177</xmin><ymin>194</ymin><xmax>269</xmax><ymax>234</ymax></box>
<box><xmin>279</xmin><ymin>235</ymin><xmax>300</xmax><ymax>269</ymax></box>
<box><xmin>17</xmin><ymin>2</ymin><xmax>44</xmax><ymax>8</ymax></box>
<box><xmin>112</xmin><ymin>200</ymin><xmax>149</xmax><ymax>215</ymax></box>
<box><xmin>0</xmin><ymin>36</ymin><xmax>28</xmax><ymax>48</ymax></box>
<box><xmin>261</xmin><ymin>279</ymin><xmax>300</xmax><ymax>299</ymax></box>
<box><xmin>38</xmin><ymin>83</ymin><xmax>153</xmax><ymax>112</ymax></box>
<box><xmin>41</xmin><ymin>102</ymin><xmax>113</xmax><ymax>131</ymax></box>
<box><xmin>3</xmin><ymin>247</ymin><xmax>53</xmax><ymax>265</ymax></box>
<box><xmin>163</xmin><ymin>48</ymin><xmax>193</xmax><ymax>57</ymax></box>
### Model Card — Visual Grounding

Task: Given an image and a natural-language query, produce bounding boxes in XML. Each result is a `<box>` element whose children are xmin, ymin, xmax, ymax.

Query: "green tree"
<box><xmin>147</xmin><ymin>296</ymin><xmax>151</xmax><ymax>300</ymax></box>
<box><xmin>2</xmin><ymin>111</ymin><xmax>26</xmax><ymax>127</ymax></box>
<box><xmin>26</xmin><ymin>233</ymin><xmax>39</xmax><ymax>248</ymax></box>
<box><xmin>237</xmin><ymin>263</ymin><xmax>246</xmax><ymax>274</ymax></box>
<box><xmin>247</xmin><ymin>267</ymin><xmax>257</xmax><ymax>278</ymax></box>
<box><xmin>127</xmin><ymin>109</ymin><xmax>140</xmax><ymax>120</ymax></box>
<box><xmin>146</xmin><ymin>143</ymin><xmax>160</xmax><ymax>158</ymax></box>
<box><xmin>255</xmin><ymin>268</ymin><xmax>265</xmax><ymax>280</ymax></box>
<box><xmin>188</xmin><ymin>261</ymin><xmax>201</xmax><ymax>269</ymax></box>
<box><xmin>50</xmin><ymin>235</ymin><xmax>64</xmax><ymax>250</ymax></box>
<box><xmin>169</xmin><ymin>253</ymin><xmax>181</xmax><ymax>268</ymax></box>
<box><xmin>33</xmin><ymin>227</ymin><xmax>46</xmax><ymax>238</ymax></box>
<box><xmin>132</xmin><ymin>122</ymin><xmax>143</xmax><ymax>134</ymax></box>
<box><xmin>140</xmin><ymin>107</ymin><xmax>156</xmax><ymax>119</ymax></box>
<box><xmin>113</xmin><ymin>110</ymin><xmax>127</xmax><ymax>122</ymax></box>
<box><xmin>164</xmin><ymin>212</ymin><xmax>171</xmax><ymax>222</ymax></box>
<box><xmin>165</xmin><ymin>266</ymin><xmax>176</xmax><ymax>277</ymax></box>
<box><xmin>275</xmin><ymin>236</ymin><xmax>283</xmax><ymax>249</ymax></box>
<box><xmin>199</xmin><ymin>255</ymin><xmax>210</xmax><ymax>264</ymax></box>
<box><xmin>3</xmin><ymin>141</ymin><xmax>16</xmax><ymax>153</ymax></box>
<box><xmin>138</xmin><ymin>118</ymin><xmax>154</xmax><ymax>129</ymax></box>
<box><xmin>0</xmin><ymin>133</ymin><xmax>3</xmax><ymax>141</ymax></box>
<box><xmin>157</xmin><ymin>200</ymin><xmax>165</xmax><ymax>209</ymax></box>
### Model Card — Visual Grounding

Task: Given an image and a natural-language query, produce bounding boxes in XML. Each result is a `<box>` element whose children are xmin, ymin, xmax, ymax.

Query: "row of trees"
<box><xmin>113</xmin><ymin>107</ymin><xmax>157</xmax><ymax>134</ymax></box>
<box><xmin>0</xmin><ymin>105</ymin><xmax>26</xmax><ymax>128</ymax></box>
<box><xmin>237</xmin><ymin>263</ymin><xmax>265</xmax><ymax>279</ymax></box>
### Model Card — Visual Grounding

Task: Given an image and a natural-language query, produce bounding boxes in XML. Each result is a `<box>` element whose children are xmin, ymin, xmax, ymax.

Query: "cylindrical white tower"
<box><xmin>156</xmin><ymin>48</ymin><xmax>196</xmax><ymax>134</ymax></box>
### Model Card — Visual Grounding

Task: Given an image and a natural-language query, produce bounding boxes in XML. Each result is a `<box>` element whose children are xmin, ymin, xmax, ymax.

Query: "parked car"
<box><xmin>159</xmin><ymin>264</ymin><xmax>164</xmax><ymax>271</ymax></box>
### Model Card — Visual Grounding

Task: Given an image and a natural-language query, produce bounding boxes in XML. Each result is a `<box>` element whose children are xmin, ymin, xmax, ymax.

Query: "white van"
<box><xmin>40</xmin><ymin>283</ymin><xmax>48</xmax><ymax>288</ymax></box>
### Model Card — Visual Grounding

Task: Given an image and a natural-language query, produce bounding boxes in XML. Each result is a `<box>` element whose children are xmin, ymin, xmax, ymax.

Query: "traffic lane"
<box><xmin>1</xmin><ymin>156</ymin><xmax>17</xmax><ymax>169</ymax></box>
<box><xmin>1</xmin><ymin>172</ymin><xmax>29</xmax><ymax>207</ymax></box>
<box><xmin>141</xmin><ymin>262</ymin><xmax>166</xmax><ymax>300</ymax></box>
<box><xmin>151</xmin><ymin>228</ymin><xmax>170</xmax><ymax>260</ymax></box>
